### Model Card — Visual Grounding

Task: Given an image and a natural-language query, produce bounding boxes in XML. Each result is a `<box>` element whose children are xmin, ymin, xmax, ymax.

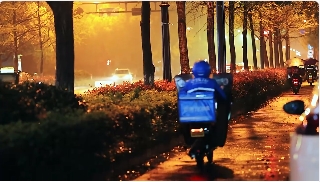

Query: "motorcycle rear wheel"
<box><xmin>206</xmin><ymin>151</ymin><xmax>213</xmax><ymax>164</ymax></box>
<box><xmin>195</xmin><ymin>155</ymin><xmax>204</xmax><ymax>170</ymax></box>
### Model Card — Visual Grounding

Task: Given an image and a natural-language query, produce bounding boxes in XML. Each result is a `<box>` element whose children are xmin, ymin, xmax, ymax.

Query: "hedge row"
<box><xmin>0</xmin><ymin>69</ymin><xmax>289</xmax><ymax>180</ymax></box>
<box><xmin>19</xmin><ymin>70</ymin><xmax>93</xmax><ymax>86</ymax></box>
<box><xmin>0</xmin><ymin>82</ymin><xmax>86</xmax><ymax>124</ymax></box>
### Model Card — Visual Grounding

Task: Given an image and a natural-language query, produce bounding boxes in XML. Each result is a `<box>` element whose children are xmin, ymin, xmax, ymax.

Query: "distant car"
<box><xmin>111</xmin><ymin>68</ymin><xmax>133</xmax><ymax>83</ymax></box>
<box><xmin>283</xmin><ymin>84</ymin><xmax>319</xmax><ymax>181</ymax></box>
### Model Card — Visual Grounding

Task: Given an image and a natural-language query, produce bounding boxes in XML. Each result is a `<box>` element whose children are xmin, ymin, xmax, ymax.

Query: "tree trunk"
<box><xmin>273</xmin><ymin>27</ymin><xmax>279</xmax><ymax>68</ymax></box>
<box><xmin>285</xmin><ymin>32</ymin><xmax>290</xmax><ymax>61</ymax></box>
<box><xmin>264</xmin><ymin>41</ymin><xmax>269</xmax><ymax>68</ymax></box>
<box><xmin>47</xmin><ymin>2</ymin><xmax>74</xmax><ymax>92</ymax></box>
<box><xmin>268</xmin><ymin>31</ymin><xmax>273</xmax><ymax>68</ymax></box>
<box><xmin>228</xmin><ymin>1</ymin><xmax>236</xmax><ymax>73</ymax></box>
<box><xmin>258</xmin><ymin>11</ymin><xmax>265</xmax><ymax>69</ymax></box>
<box><xmin>242</xmin><ymin>2</ymin><xmax>248</xmax><ymax>71</ymax></box>
<box><xmin>141</xmin><ymin>1</ymin><xmax>154</xmax><ymax>85</ymax></box>
<box><xmin>248</xmin><ymin>12</ymin><xmax>257</xmax><ymax>70</ymax></box>
<box><xmin>12</xmin><ymin>2</ymin><xmax>18</xmax><ymax>72</ymax></box>
<box><xmin>38</xmin><ymin>2</ymin><xmax>44</xmax><ymax>75</ymax></box>
<box><xmin>207</xmin><ymin>1</ymin><xmax>216</xmax><ymax>73</ymax></box>
<box><xmin>315</xmin><ymin>49</ymin><xmax>319</xmax><ymax>60</ymax></box>
<box><xmin>176</xmin><ymin>1</ymin><xmax>190</xmax><ymax>74</ymax></box>
<box><xmin>278</xmin><ymin>29</ymin><xmax>284</xmax><ymax>68</ymax></box>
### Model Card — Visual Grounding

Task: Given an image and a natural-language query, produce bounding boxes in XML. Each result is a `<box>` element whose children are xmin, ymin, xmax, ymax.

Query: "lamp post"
<box><xmin>159</xmin><ymin>1</ymin><xmax>172</xmax><ymax>81</ymax></box>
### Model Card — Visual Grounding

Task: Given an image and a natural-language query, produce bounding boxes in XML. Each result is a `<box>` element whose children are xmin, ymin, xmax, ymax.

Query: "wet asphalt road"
<box><xmin>131</xmin><ymin>84</ymin><xmax>315</xmax><ymax>181</ymax></box>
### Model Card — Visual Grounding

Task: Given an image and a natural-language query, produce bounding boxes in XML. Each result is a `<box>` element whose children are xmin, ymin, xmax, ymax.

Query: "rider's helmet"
<box><xmin>192</xmin><ymin>60</ymin><xmax>211</xmax><ymax>78</ymax></box>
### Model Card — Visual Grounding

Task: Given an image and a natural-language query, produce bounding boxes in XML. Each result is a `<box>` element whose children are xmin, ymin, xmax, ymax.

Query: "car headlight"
<box><xmin>112</xmin><ymin>75</ymin><xmax>118</xmax><ymax>80</ymax></box>
<box><xmin>124</xmin><ymin>74</ymin><xmax>132</xmax><ymax>79</ymax></box>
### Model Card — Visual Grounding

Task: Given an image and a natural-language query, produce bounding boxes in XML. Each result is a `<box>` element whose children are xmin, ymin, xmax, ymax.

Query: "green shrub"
<box><xmin>0</xmin><ymin>82</ymin><xmax>87</xmax><ymax>124</ymax></box>
<box><xmin>0</xmin><ymin>111</ymin><xmax>114</xmax><ymax>180</ymax></box>
<box><xmin>0</xmin><ymin>98</ymin><xmax>180</xmax><ymax>180</ymax></box>
<box><xmin>26</xmin><ymin>75</ymin><xmax>55</xmax><ymax>85</ymax></box>
<box><xmin>84</xmin><ymin>90</ymin><xmax>179</xmax><ymax>157</ymax></box>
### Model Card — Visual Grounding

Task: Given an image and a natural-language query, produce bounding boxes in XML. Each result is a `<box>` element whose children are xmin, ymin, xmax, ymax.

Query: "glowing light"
<box><xmin>187</xmin><ymin>27</ymin><xmax>192</xmax><ymax>31</ymax></box>
<box><xmin>112</xmin><ymin>75</ymin><xmax>118</xmax><ymax>80</ymax></box>
<box><xmin>290</xmin><ymin>48</ymin><xmax>292</xmax><ymax>51</ymax></box>
<box><xmin>283</xmin><ymin>46</ymin><xmax>286</xmax><ymax>49</ymax></box>
<box><xmin>255</xmin><ymin>37</ymin><xmax>259</xmax><ymax>40</ymax></box>
<box><xmin>293</xmin><ymin>49</ymin><xmax>296</xmax><ymax>51</ymax></box>
<box><xmin>299</xmin><ymin>115</ymin><xmax>304</xmax><ymax>121</ymax></box>
<box><xmin>191</xmin><ymin>128</ymin><xmax>203</xmax><ymax>133</ymax></box>
<box><xmin>237</xmin><ymin>29</ymin><xmax>241</xmax><ymax>32</ymax></box>
<box><xmin>311</xmin><ymin>94</ymin><xmax>318</xmax><ymax>106</ymax></box>
<box><xmin>124</xmin><ymin>74</ymin><xmax>132</xmax><ymax>79</ymax></box>
<box><xmin>305</xmin><ymin>108</ymin><xmax>311</xmax><ymax>115</ymax></box>
<box><xmin>0</xmin><ymin>67</ymin><xmax>14</xmax><ymax>73</ymax></box>
<box><xmin>304</xmin><ymin>20</ymin><xmax>307</xmax><ymax>23</ymax></box>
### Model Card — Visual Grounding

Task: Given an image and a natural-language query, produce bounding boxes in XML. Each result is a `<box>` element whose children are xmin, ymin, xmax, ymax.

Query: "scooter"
<box><xmin>292</xmin><ymin>78</ymin><xmax>300</xmax><ymax>95</ymax></box>
<box><xmin>307</xmin><ymin>72</ymin><xmax>315</xmax><ymax>86</ymax></box>
<box><xmin>174</xmin><ymin>73</ymin><xmax>233</xmax><ymax>169</ymax></box>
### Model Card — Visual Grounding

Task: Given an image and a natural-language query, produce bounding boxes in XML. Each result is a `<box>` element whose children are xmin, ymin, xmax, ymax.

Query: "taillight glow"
<box><xmin>191</xmin><ymin>128</ymin><xmax>203</xmax><ymax>133</ymax></box>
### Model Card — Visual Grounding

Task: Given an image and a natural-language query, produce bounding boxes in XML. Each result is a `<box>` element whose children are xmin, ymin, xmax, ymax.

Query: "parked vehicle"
<box><xmin>283</xmin><ymin>85</ymin><xmax>319</xmax><ymax>181</ymax></box>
